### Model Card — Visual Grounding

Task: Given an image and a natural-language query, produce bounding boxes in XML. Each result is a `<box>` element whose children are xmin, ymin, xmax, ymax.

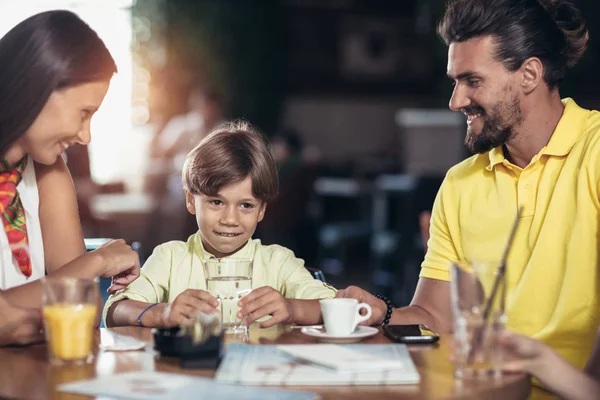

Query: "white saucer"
<box><xmin>300</xmin><ymin>326</ymin><xmax>378</xmax><ymax>343</ymax></box>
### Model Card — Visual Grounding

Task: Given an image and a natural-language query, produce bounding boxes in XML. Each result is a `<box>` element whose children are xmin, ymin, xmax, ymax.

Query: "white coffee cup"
<box><xmin>320</xmin><ymin>298</ymin><xmax>372</xmax><ymax>336</ymax></box>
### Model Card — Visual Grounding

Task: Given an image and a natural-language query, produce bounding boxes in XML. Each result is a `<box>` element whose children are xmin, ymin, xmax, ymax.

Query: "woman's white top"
<box><xmin>0</xmin><ymin>157</ymin><xmax>45</xmax><ymax>289</ymax></box>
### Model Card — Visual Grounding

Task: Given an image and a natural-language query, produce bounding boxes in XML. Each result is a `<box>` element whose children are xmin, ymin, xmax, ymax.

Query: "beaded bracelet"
<box><xmin>375</xmin><ymin>294</ymin><xmax>394</xmax><ymax>326</ymax></box>
<box><xmin>137</xmin><ymin>303</ymin><xmax>160</xmax><ymax>327</ymax></box>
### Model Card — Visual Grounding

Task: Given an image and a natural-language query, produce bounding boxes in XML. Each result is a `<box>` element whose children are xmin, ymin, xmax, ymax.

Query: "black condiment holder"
<box><xmin>153</xmin><ymin>326</ymin><xmax>224</xmax><ymax>369</ymax></box>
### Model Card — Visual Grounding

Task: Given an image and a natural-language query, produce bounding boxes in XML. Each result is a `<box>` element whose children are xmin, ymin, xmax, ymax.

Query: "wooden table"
<box><xmin>0</xmin><ymin>326</ymin><xmax>531</xmax><ymax>400</ymax></box>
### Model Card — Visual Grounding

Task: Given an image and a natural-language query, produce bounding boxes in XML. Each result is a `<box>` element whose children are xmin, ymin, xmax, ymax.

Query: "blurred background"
<box><xmin>6</xmin><ymin>0</ymin><xmax>599</xmax><ymax>306</ymax></box>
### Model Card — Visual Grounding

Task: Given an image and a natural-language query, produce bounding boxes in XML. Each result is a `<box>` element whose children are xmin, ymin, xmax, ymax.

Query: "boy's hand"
<box><xmin>237</xmin><ymin>286</ymin><xmax>294</xmax><ymax>328</ymax></box>
<box><xmin>162</xmin><ymin>289</ymin><xmax>219</xmax><ymax>327</ymax></box>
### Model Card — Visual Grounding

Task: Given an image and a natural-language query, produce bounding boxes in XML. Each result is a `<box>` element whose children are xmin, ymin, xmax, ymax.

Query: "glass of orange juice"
<box><xmin>42</xmin><ymin>277</ymin><xmax>98</xmax><ymax>365</ymax></box>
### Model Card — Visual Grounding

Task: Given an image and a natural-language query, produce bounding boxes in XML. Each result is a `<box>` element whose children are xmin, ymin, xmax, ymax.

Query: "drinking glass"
<box><xmin>203</xmin><ymin>258</ymin><xmax>253</xmax><ymax>333</ymax></box>
<box><xmin>450</xmin><ymin>260</ymin><xmax>506</xmax><ymax>379</ymax></box>
<box><xmin>42</xmin><ymin>277</ymin><xmax>98</xmax><ymax>365</ymax></box>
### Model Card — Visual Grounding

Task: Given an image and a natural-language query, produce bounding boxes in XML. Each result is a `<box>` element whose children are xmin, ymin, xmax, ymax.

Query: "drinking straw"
<box><xmin>467</xmin><ymin>206</ymin><xmax>523</xmax><ymax>364</ymax></box>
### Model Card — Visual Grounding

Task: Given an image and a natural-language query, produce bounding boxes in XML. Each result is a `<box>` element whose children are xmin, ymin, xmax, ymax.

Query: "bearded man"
<box><xmin>338</xmin><ymin>0</ymin><xmax>600</xmax><ymax>373</ymax></box>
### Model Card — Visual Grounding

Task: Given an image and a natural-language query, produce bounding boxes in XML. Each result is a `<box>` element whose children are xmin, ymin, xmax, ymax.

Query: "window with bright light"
<box><xmin>1</xmin><ymin>0</ymin><xmax>138</xmax><ymax>186</ymax></box>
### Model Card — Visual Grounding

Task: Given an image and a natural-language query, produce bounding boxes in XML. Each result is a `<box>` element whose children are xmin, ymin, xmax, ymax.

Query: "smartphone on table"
<box><xmin>383</xmin><ymin>324</ymin><xmax>440</xmax><ymax>344</ymax></box>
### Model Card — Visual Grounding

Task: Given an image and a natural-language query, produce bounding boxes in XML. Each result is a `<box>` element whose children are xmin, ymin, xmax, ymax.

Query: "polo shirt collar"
<box><xmin>192</xmin><ymin>231</ymin><xmax>255</xmax><ymax>261</ymax></box>
<box><xmin>487</xmin><ymin>146</ymin><xmax>505</xmax><ymax>171</ymax></box>
<box><xmin>542</xmin><ymin>98</ymin><xmax>589</xmax><ymax>156</ymax></box>
<box><xmin>486</xmin><ymin>98</ymin><xmax>589</xmax><ymax>170</ymax></box>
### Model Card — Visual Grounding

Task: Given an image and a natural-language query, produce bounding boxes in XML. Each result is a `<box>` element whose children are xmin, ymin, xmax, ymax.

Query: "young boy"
<box><xmin>104</xmin><ymin>121</ymin><xmax>336</xmax><ymax>328</ymax></box>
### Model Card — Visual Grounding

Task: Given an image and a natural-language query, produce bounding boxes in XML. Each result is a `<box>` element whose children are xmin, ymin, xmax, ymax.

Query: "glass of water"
<box><xmin>203</xmin><ymin>258</ymin><xmax>253</xmax><ymax>333</ymax></box>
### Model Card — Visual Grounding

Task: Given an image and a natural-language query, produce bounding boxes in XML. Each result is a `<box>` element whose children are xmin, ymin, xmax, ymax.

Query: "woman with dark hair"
<box><xmin>0</xmin><ymin>10</ymin><xmax>140</xmax><ymax>346</ymax></box>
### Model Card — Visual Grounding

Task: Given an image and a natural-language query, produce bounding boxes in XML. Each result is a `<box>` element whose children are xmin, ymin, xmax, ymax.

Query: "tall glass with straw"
<box><xmin>450</xmin><ymin>260</ymin><xmax>506</xmax><ymax>378</ymax></box>
<box><xmin>450</xmin><ymin>207</ymin><xmax>522</xmax><ymax>379</ymax></box>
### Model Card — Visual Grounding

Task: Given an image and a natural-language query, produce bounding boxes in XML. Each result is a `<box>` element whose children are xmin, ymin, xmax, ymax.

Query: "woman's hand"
<box><xmin>498</xmin><ymin>330</ymin><xmax>600</xmax><ymax>400</ymax></box>
<box><xmin>0</xmin><ymin>294</ymin><xmax>44</xmax><ymax>347</ymax></box>
<box><xmin>498</xmin><ymin>330</ymin><xmax>552</xmax><ymax>375</ymax></box>
<box><xmin>89</xmin><ymin>239</ymin><xmax>141</xmax><ymax>293</ymax></box>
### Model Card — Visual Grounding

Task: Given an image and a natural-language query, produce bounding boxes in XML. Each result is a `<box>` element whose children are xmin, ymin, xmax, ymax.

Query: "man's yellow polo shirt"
<box><xmin>421</xmin><ymin>98</ymin><xmax>600</xmax><ymax>369</ymax></box>
<box><xmin>103</xmin><ymin>233</ymin><xmax>336</xmax><ymax>324</ymax></box>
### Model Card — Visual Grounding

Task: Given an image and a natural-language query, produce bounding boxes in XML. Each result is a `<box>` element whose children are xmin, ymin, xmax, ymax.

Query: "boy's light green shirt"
<box><xmin>103</xmin><ymin>233</ymin><xmax>336</xmax><ymax>323</ymax></box>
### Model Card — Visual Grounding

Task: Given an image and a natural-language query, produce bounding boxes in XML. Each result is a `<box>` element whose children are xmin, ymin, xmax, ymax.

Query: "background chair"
<box><xmin>305</xmin><ymin>267</ymin><xmax>326</xmax><ymax>283</ymax></box>
<box><xmin>84</xmin><ymin>238</ymin><xmax>143</xmax><ymax>326</ymax></box>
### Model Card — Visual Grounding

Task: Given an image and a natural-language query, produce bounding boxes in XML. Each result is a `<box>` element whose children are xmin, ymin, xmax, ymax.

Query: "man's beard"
<box><xmin>464</xmin><ymin>95</ymin><xmax>522</xmax><ymax>154</ymax></box>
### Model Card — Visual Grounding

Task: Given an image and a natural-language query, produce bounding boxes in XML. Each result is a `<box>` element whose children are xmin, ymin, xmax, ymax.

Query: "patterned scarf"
<box><xmin>0</xmin><ymin>157</ymin><xmax>31</xmax><ymax>277</ymax></box>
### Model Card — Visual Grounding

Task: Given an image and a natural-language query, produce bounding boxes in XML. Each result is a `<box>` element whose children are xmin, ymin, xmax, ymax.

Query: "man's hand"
<box><xmin>162</xmin><ymin>289</ymin><xmax>219</xmax><ymax>327</ymax></box>
<box><xmin>335</xmin><ymin>285</ymin><xmax>387</xmax><ymax>326</ymax></box>
<box><xmin>238</xmin><ymin>286</ymin><xmax>294</xmax><ymax>328</ymax></box>
<box><xmin>0</xmin><ymin>295</ymin><xmax>44</xmax><ymax>347</ymax></box>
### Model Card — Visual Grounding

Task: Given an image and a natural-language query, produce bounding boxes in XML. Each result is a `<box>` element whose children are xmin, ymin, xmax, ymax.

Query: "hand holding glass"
<box><xmin>203</xmin><ymin>258</ymin><xmax>253</xmax><ymax>333</ymax></box>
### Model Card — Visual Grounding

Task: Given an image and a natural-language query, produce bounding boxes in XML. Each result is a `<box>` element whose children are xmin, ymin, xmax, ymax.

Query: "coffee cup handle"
<box><xmin>355</xmin><ymin>303</ymin><xmax>372</xmax><ymax>326</ymax></box>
